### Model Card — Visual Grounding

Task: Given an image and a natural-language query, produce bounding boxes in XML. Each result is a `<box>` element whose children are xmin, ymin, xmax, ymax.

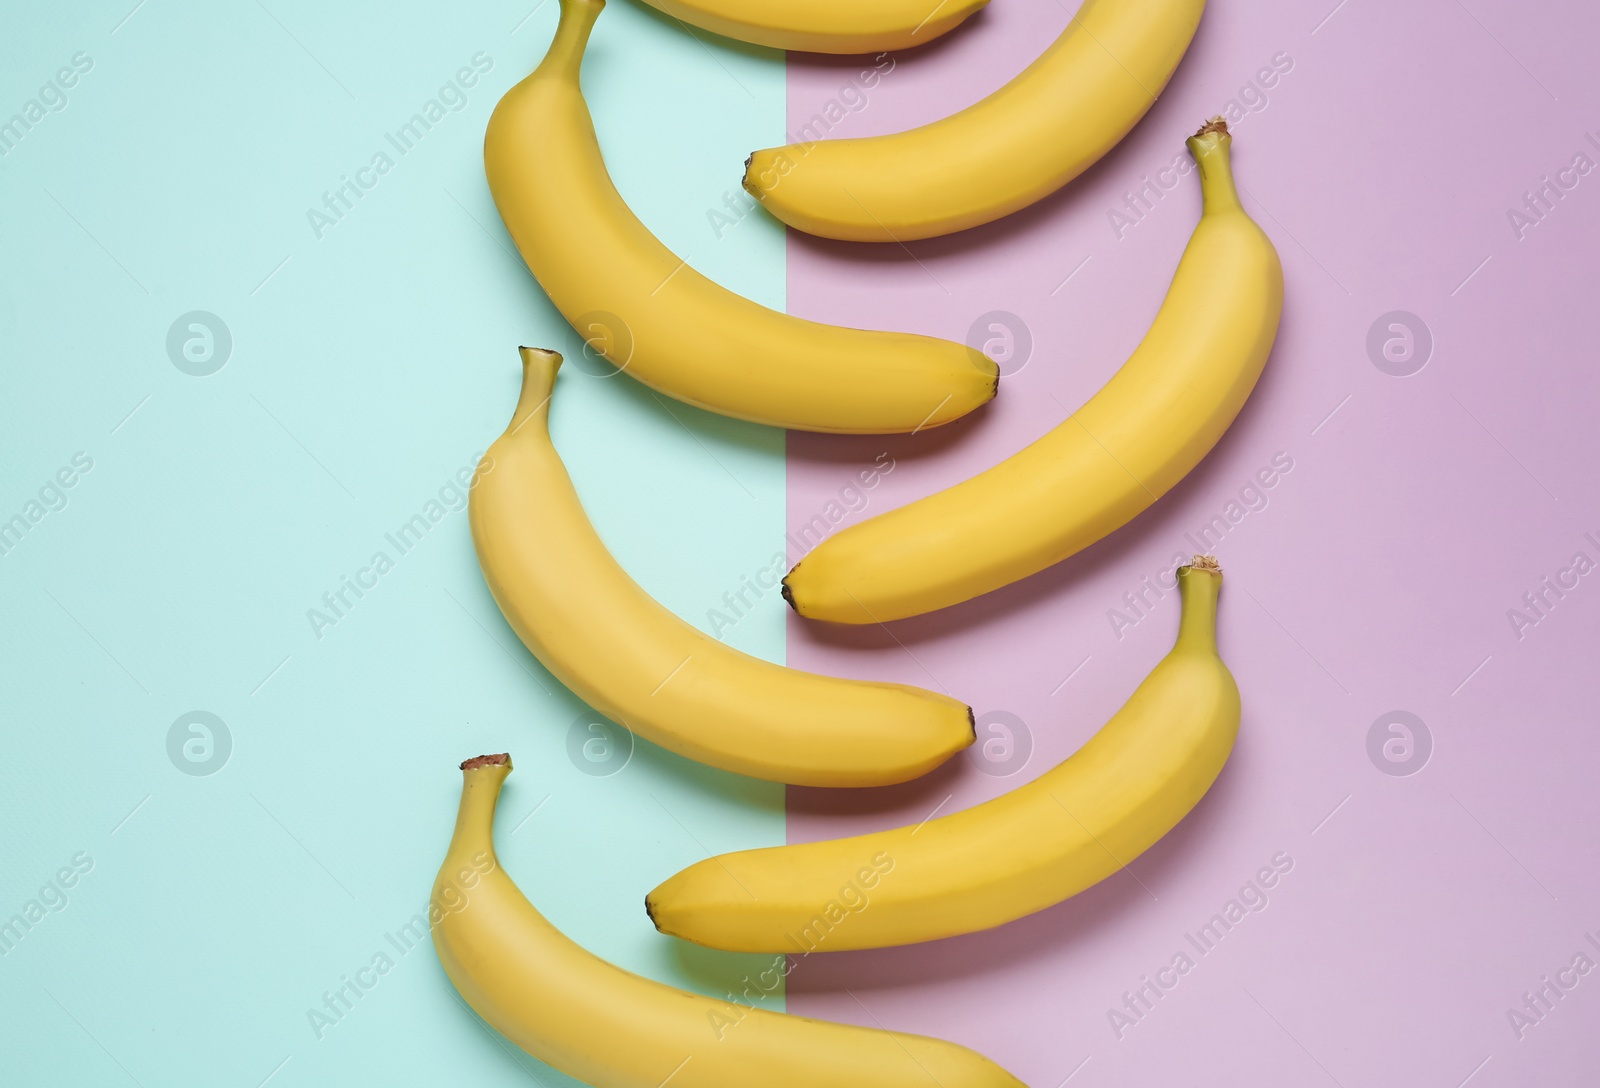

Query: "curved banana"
<box><xmin>469</xmin><ymin>347</ymin><xmax>974</xmax><ymax>786</ymax></box>
<box><xmin>485</xmin><ymin>0</ymin><xmax>997</xmax><ymax>433</ymax></box>
<box><xmin>744</xmin><ymin>0</ymin><xmax>1206</xmax><ymax>241</ymax></box>
<box><xmin>648</xmin><ymin>560</ymin><xmax>1237</xmax><ymax>952</ymax></box>
<box><xmin>635</xmin><ymin>0</ymin><xmax>989</xmax><ymax>54</ymax></box>
<box><xmin>432</xmin><ymin>753</ymin><xmax>1028</xmax><ymax>1088</ymax></box>
<box><xmin>783</xmin><ymin>120</ymin><xmax>1280</xmax><ymax>625</ymax></box>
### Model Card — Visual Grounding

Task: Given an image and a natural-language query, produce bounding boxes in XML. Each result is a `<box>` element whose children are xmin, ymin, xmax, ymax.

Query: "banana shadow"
<box><xmin>622</xmin><ymin>0</ymin><xmax>784</xmax><ymax>64</ymax></box>
<box><xmin>782</xmin><ymin>290</ymin><xmax>1296</xmax><ymax>653</ymax></box>
<box><xmin>775</xmin><ymin>729</ymin><xmax>1253</xmax><ymax>994</ymax></box>
<box><xmin>629</xmin><ymin>0</ymin><xmax>995</xmax><ymax>66</ymax></box>
<box><xmin>785</xmin><ymin>393</ymin><xmax>1007</xmax><ymax>469</ymax></box>
<box><xmin>780</xmin><ymin>2</ymin><xmax>996</xmax><ymax>72</ymax></box>
<box><xmin>785</xmin><ymin>732</ymin><xmax>989</xmax><ymax>823</ymax></box>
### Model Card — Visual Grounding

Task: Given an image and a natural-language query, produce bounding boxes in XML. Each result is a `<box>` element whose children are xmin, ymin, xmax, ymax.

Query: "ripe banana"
<box><xmin>784</xmin><ymin>120</ymin><xmax>1280</xmax><ymax>624</ymax></box>
<box><xmin>744</xmin><ymin>0</ymin><xmax>1206</xmax><ymax>241</ymax></box>
<box><xmin>635</xmin><ymin>0</ymin><xmax>989</xmax><ymax>54</ymax></box>
<box><xmin>469</xmin><ymin>347</ymin><xmax>974</xmax><ymax>786</ymax></box>
<box><xmin>648</xmin><ymin>559</ymin><xmax>1237</xmax><ymax>952</ymax></box>
<box><xmin>485</xmin><ymin>0</ymin><xmax>997</xmax><ymax>433</ymax></box>
<box><xmin>432</xmin><ymin>753</ymin><xmax>1028</xmax><ymax>1088</ymax></box>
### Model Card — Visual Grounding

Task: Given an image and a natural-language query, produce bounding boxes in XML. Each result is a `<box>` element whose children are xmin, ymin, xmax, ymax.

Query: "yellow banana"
<box><xmin>636</xmin><ymin>0</ymin><xmax>989</xmax><ymax>54</ymax></box>
<box><xmin>784</xmin><ymin>120</ymin><xmax>1280</xmax><ymax>624</ymax></box>
<box><xmin>485</xmin><ymin>0</ymin><xmax>997</xmax><ymax>433</ymax></box>
<box><xmin>469</xmin><ymin>347</ymin><xmax>974</xmax><ymax>786</ymax></box>
<box><xmin>432</xmin><ymin>753</ymin><xmax>1029</xmax><ymax>1088</ymax></box>
<box><xmin>648</xmin><ymin>559</ymin><xmax>1237</xmax><ymax>952</ymax></box>
<box><xmin>745</xmin><ymin>0</ymin><xmax>1206</xmax><ymax>241</ymax></box>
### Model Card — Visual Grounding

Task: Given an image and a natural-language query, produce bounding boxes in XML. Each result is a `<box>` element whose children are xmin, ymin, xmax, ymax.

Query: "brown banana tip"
<box><xmin>779</xmin><ymin>576</ymin><xmax>798</xmax><ymax>612</ymax></box>
<box><xmin>1193</xmin><ymin>116</ymin><xmax>1229</xmax><ymax>138</ymax></box>
<box><xmin>1187</xmin><ymin>554</ymin><xmax>1222</xmax><ymax>573</ymax></box>
<box><xmin>966</xmin><ymin>705</ymin><xmax>977</xmax><ymax>741</ymax></box>
<box><xmin>460</xmin><ymin>753</ymin><xmax>511</xmax><ymax>770</ymax></box>
<box><xmin>644</xmin><ymin>894</ymin><xmax>659</xmax><ymax>928</ymax></box>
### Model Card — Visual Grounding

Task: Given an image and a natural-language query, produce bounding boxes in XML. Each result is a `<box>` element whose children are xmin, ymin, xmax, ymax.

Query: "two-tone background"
<box><xmin>2</xmin><ymin>0</ymin><xmax>1597</xmax><ymax>1084</ymax></box>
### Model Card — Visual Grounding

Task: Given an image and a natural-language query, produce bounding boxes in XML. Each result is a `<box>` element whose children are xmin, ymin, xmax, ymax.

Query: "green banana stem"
<box><xmin>1188</xmin><ymin>118</ymin><xmax>1242</xmax><ymax>215</ymax></box>
<box><xmin>1174</xmin><ymin>557</ymin><xmax>1222</xmax><ymax>652</ymax></box>
<box><xmin>509</xmin><ymin>347</ymin><xmax>561</xmax><ymax>436</ymax></box>
<box><xmin>541</xmin><ymin>0</ymin><xmax>603</xmax><ymax>82</ymax></box>
<box><xmin>449</xmin><ymin>754</ymin><xmax>511</xmax><ymax>861</ymax></box>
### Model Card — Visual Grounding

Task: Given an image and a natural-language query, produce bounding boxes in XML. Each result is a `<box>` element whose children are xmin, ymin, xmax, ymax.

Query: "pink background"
<box><xmin>783</xmin><ymin>1</ymin><xmax>1600</xmax><ymax>1084</ymax></box>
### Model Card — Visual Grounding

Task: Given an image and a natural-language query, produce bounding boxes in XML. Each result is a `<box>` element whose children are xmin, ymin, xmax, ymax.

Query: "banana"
<box><xmin>783</xmin><ymin>120</ymin><xmax>1280</xmax><ymax>625</ymax></box>
<box><xmin>432</xmin><ymin>753</ymin><xmax>1029</xmax><ymax>1087</ymax></box>
<box><xmin>485</xmin><ymin>0</ymin><xmax>997</xmax><ymax>434</ymax></box>
<box><xmin>469</xmin><ymin>347</ymin><xmax>975</xmax><ymax>786</ymax></box>
<box><xmin>647</xmin><ymin>559</ymin><xmax>1237</xmax><ymax>952</ymax></box>
<box><xmin>635</xmin><ymin>0</ymin><xmax>989</xmax><ymax>54</ymax></box>
<box><xmin>744</xmin><ymin>0</ymin><xmax>1206</xmax><ymax>241</ymax></box>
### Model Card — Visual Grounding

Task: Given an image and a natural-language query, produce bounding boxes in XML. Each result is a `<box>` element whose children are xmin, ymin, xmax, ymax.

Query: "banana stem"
<box><xmin>449</xmin><ymin>754</ymin><xmax>512</xmax><ymax>859</ymax></box>
<box><xmin>509</xmin><ymin>347</ymin><xmax>562</xmax><ymax>436</ymax></box>
<box><xmin>1187</xmin><ymin>118</ymin><xmax>1242</xmax><ymax>216</ymax></box>
<box><xmin>540</xmin><ymin>0</ymin><xmax>604</xmax><ymax>82</ymax></box>
<box><xmin>1174</xmin><ymin>556</ymin><xmax>1222</xmax><ymax>652</ymax></box>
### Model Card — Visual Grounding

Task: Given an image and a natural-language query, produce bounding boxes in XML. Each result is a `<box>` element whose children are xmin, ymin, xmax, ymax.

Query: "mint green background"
<box><xmin>0</xmin><ymin>2</ymin><xmax>786</xmax><ymax>1084</ymax></box>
